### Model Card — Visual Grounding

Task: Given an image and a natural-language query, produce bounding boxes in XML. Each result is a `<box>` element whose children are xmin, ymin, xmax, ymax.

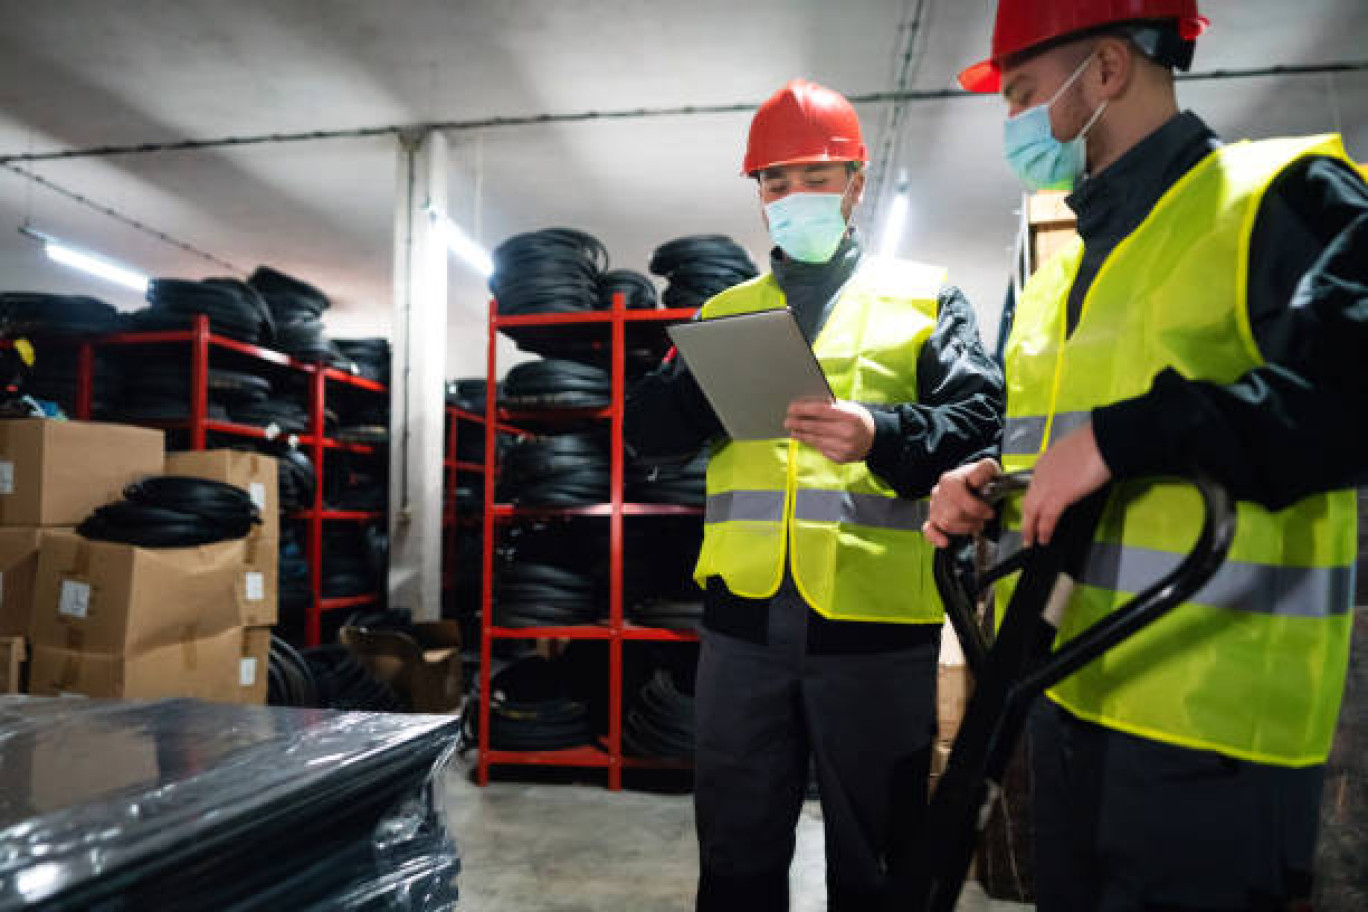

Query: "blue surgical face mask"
<box><xmin>764</xmin><ymin>185</ymin><xmax>853</xmax><ymax>263</ymax></box>
<box><xmin>1003</xmin><ymin>53</ymin><xmax>1109</xmax><ymax>192</ymax></box>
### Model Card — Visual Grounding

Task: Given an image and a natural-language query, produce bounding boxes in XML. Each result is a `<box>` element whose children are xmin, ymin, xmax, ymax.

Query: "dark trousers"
<box><xmin>1029</xmin><ymin>698</ymin><xmax>1325</xmax><ymax>911</ymax></box>
<box><xmin>693</xmin><ymin>590</ymin><xmax>939</xmax><ymax>912</ymax></box>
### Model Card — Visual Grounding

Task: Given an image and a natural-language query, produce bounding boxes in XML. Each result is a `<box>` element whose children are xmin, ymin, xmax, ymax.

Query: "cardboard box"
<box><xmin>165</xmin><ymin>450</ymin><xmax>280</xmax><ymax>543</ymax></box>
<box><xmin>30</xmin><ymin>532</ymin><xmax>245</xmax><ymax>655</ymax></box>
<box><xmin>0</xmin><ymin>420</ymin><xmax>163</xmax><ymax>527</ymax></box>
<box><xmin>340</xmin><ymin>621</ymin><xmax>462</xmax><ymax>713</ymax></box>
<box><xmin>237</xmin><ymin>534</ymin><xmax>278</xmax><ymax>628</ymax></box>
<box><xmin>1</xmin><ymin>635</ymin><xmax>22</xmax><ymax>693</ymax></box>
<box><xmin>237</xmin><ymin>626</ymin><xmax>272</xmax><ymax>705</ymax></box>
<box><xmin>165</xmin><ymin>450</ymin><xmax>279</xmax><ymax>626</ymax></box>
<box><xmin>28</xmin><ymin>626</ymin><xmax>243</xmax><ymax>702</ymax></box>
<box><xmin>937</xmin><ymin>663</ymin><xmax>973</xmax><ymax>744</ymax></box>
<box><xmin>0</xmin><ymin>526</ymin><xmax>73</xmax><ymax>637</ymax></box>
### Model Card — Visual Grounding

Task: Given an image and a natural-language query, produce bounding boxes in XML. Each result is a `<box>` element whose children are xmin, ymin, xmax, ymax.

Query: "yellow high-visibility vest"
<box><xmin>1001</xmin><ymin>134</ymin><xmax>1357</xmax><ymax>767</ymax></box>
<box><xmin>693</xmin><ymin>256</ymin><xmax>946</xmax><ymax>623</ymax></box>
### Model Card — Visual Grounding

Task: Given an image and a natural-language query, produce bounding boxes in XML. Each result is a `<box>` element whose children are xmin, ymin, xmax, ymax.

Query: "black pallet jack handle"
<box><xmin>900</xmin><ymin>471</ymin><xmax>1237</xmax><ymax>912</ymax></box>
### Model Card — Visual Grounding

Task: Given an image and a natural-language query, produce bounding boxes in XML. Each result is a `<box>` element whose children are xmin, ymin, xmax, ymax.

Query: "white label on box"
<box><xmin>0</xmin><ymin>461</ymin><xmax>13</xmax><ymax>495</ymax></box>
<box><xmin>240</xmin><ymin>657</ymin><xmax>258</xmax><ymax>687</ymax></box>
<box><xmin>245</xmin><ymin>572</ymin><xmax>265</xmax><ymax>602</ymax></box>
<box><xmin>249</xmin><ymin>482</ymin><xmax>267</xmax><ymax>511</ymax></box>
<box><xmin>264</xmin><ymin>422</ymin><xmax>282</xmax><ymax>441</ymax></box>
<box><xmin>59</xmin><ymin>580</ymin><xmax>91</xmax><ymax>619</ymax></box>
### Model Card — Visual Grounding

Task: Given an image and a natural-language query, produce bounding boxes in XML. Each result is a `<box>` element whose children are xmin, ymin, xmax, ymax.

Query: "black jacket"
<box><xmin>625</xmin><ymin>233</ymin><xmax>1005</xmax><ymax>652</ymax></box>
<box><xmin>1070</xmin><ymin>112</ymin><xmax>1368</xmax><ymax>507</ymax></box>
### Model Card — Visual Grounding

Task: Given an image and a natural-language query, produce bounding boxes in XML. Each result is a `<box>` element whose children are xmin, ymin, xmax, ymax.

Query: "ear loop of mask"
<box><xmin>1050</xmin><ymin>52</ymin><xmax>1110</xmax><ymax>145</ymax></box>
<box><xmin>838</xmin><ymin>172</ymin><xmax>860</xmax><ymax>236</ymax></box>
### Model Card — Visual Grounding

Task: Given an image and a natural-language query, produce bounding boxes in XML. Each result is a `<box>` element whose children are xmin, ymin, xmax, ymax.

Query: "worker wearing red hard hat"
<box><xmin>628</xmin><ymin>79</ymin><xmax>1003</xmax><ymax>910</ymax></box>
<box><xmin>928</xmin><ymin>0</ymin><xmax>1368</xmax><ymax>907</ymax></box>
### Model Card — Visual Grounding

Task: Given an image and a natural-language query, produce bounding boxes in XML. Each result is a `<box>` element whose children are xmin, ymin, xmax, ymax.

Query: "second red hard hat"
<box><xmin>743</xmin><ymin>79</ymin><xmax>868</xmax><ymax>176</ymax></box>
<box><xmin>958</xmin><ymin>0</ymin><xmax>1209</xmax><ymax>94</ymax></box>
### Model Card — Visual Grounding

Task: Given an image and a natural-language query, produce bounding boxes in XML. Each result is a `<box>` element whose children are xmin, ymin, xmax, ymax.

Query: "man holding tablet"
<box><xmin>627</xmin><ymin>79</ymin><xmax>1003</xmax><ymax>911</ymax></box>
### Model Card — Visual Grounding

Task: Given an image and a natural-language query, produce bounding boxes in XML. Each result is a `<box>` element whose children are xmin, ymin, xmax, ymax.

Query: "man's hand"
<box><xmin>924</xmin><ymin>458</ymin><xmax>1002</xmax><ymax>547</ymax></box>
<box><xmin>1019</xmin><ymin>422</ymin><xmax>1112</xmax><ymax>547</ymax></box>
<box><xmin>785</xmin><ymin>399</ymin><xmax>875</xmax><ymax>463</ymax></box>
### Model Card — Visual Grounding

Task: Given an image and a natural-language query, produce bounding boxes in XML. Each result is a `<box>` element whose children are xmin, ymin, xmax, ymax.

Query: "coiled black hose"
<box><xmin>495</xmin><ymin>561</ymin><xmax>602</xmax><ymax>627</ymax></box>
<box><xmin>78</xmin><ymin>475</ymin><xmax>261</xmax><ymax>546</ymax></box>
<box><xmin>0</xmin><ymin>292</ymin><xmax>122</xmax><ymax>336</ymax></box>
<box><xmin>649</xmin><ymin>235</ymin><xmax>759</xmax><ymax>310</ymax></box>
<box><xmin>248</xmin><ymin>266</ymin><xmax>329</xmax><ymax>316</ymax></box>
<box><xmin>248</xmin><ymin>266</ymin><xmax>340</xmax><ymax>362</ymax></box>
<box><xmin>137</xmin><ymin>278</ymin><xmax>267</xmax><ymax>343</ymax></box>
<box><xmin>446</xmin><ymin>377</ymin><xmax>489</xmax><ymax>413</ymax></box>
<box><xmin>304</xmin><ymin>644</ymin><xmax>407</xmax><ymax>711</ymax></box>
<box><xmin>501</xmin><ymin>359</ymin><xmax>612</xmax><ymax>409</ymax></box>
<box><xmin>598</xmin><ymin>269</ymin><xmax>659</xmax><ymax>310</ymax></box>
<box><xmin>334</xmin><ymin>338</ymin><xmax>390</xmax><ymax>382</ymax></box>
<box><xmin>489</xmin><ymin>228</ymin><xmax>608</xmax><ymax>316</ymax></box>
<box><xmin>624</xmin><ymin>669</ymin><xmax>696</xmax><ymax>758</ymax></box>
<box><xmin>229</xmin><ymin>398</ymin><xmax>310</xmax><ymax>434</ymax></box>
<box><xmin>268</xmin><ymin>635</ymin><xmax>319</xmax><ymax>707</ymax></box>
<box><xmin>465</xmin><ymin>655</ymin><xmax>596</xmax><ymax>750</ymax></box>
<box><xmin>208</xmin><ymin>369</ymin><xmax>273</xmax><ymax>405</ymax></box>
<box><xmin>626</xmin><ymin>450</ymin><xmax>707</xmax><ymax>506</ymax></box>
<box><xmin>500</xmin><ymin>432</ymin><xmax>610</xmax><ymax>506</ymax></box>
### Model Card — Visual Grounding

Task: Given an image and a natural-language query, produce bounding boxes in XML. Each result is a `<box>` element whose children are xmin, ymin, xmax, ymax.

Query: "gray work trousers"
<box><xmin>693</xmin><ymin>584</ymin><xmax>939</xmax><ymax>911</ymax></box>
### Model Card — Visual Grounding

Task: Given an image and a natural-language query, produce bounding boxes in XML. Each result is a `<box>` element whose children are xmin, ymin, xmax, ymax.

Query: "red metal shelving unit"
<box><xmin>476</xmin><ymin>296</ymin><xmax>702</xmax><ymax>790</ymax></box>
<box><xmin>43</xmin><ymin>314</ymin><xmax>389</xmax><ymax>647</ymax></box>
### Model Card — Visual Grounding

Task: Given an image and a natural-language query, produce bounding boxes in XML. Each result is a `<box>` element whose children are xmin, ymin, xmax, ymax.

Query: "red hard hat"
<box><xmin>743</xmin><ymin>79</ymin><xmax>868</xmax><ymax>176</ymax></box>
<box><xmin>958</xmin><ymin>0</ymin><xmax>1209</xmax><ymax>94</ymax></box>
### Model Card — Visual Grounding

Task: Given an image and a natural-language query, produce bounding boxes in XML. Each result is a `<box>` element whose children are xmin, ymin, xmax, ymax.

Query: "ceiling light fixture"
<box><xmin>878</xmin><ymin>176</ymin><xmax>911</xmax><ymax>260</ymax></box>
<box><xmin>18</xmin><ymin>225</ymin><xmax>150</xmax><ymax>293</ymax></box>
<box><xmin>428</xmin><ymin>212</ymin><xmax>493</xmax><ymax>278</ymax></box>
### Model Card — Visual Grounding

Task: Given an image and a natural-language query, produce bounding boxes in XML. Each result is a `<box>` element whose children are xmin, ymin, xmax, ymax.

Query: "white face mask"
<box><xmin>1003</xmin><ymin>52</ymin><xmax>1109</xmax><ymax>192</ymax></box>
<box><xmin>763</xmin><ymin>178</ymin><xmax>858</xmax><ymax>264</ymax></box>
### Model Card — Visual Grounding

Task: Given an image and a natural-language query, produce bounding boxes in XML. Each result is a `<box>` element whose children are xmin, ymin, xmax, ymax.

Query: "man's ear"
<box><xmin>1093</xmin><ymin>35</ymin><xmax>1135</xmax><ymax>101</ymax></box>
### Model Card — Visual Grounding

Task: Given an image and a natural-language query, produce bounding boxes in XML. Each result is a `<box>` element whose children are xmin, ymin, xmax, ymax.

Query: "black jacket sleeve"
<box><xmin>1093</xmin><ymin>156</ymin><xmax>1368</xmax><ymax>509</ymax></box>
<box><xmin>624</xmin><ymin>318</ymin><xmax>725</xmax><ymax>464</ymax></box>
<box><xmin>864</xmin><ymin>286</ymin><xmax>1006</xmax><ymax>499</ymax></box>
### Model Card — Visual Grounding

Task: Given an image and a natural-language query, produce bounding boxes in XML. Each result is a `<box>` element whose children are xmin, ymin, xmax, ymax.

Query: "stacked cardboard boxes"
<box><xmin>28</xmin><ymin>533</ymin><xmax>250</xmax><ymax>701</ymax></box>
<box><xmin>0</xmin><ymin>420</ymin><xmax>164</xmax><ymax>694</ymax></box>
<box><xmin>16</xmin><ymin>431</ymin><xmax>279</xmax><ymax>705</ymax></box>
<box><xmin>164</xmin><ymin>450</ymin><xmax>279</xmax><ymax>704</ymax></box>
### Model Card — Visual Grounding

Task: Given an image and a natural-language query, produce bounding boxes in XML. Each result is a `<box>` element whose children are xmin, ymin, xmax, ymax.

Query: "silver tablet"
<box><xmin>667</xmin><ymin>309</ymin><xmax>833</xmax><ymax>441</ymax></box>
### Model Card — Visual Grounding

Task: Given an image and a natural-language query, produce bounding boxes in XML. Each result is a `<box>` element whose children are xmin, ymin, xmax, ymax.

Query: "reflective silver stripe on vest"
<box><xmin>793</xmin><ymin>489</ymin><xmax>929</xmax><ymax>531</ymax></box>
<box><xmin>704</xmin><ymin>491</ymin><xmax>785</xmax><ymax>524</ymax></box>
<box><xmin>998</xmin><ymin>532</ymin><xmax>1353</xmax><ymax>618</ymax></box>
<box><xmin>1002</xmin><ymin>415</ymin><xmax>1047</xmax><ymax>455</ymax></box>
<box><xmin>1049</xmin><ymin>411</ymin><xmax>1092</xmax><ymax>441</ymax></box>
<box><xmin>1002</xmin><ymin>411</ymin><xmax>1093</xmax><ymax>456</ymax></box>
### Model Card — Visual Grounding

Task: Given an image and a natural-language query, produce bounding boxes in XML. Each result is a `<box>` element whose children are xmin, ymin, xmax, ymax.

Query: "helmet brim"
<box><xmin>957</xmin><ymin>58</ymin><xmax>1001</xmax><ymax>94</ymax></box>
<box><xmin>741</xmin><ymin>151</ymin><xmax>868</xmax><ymax>178</ymax></box>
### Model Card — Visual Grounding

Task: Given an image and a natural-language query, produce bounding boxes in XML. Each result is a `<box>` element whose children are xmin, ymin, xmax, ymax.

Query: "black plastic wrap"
<box><xmin>0</xmin><ymin>696</ymin><xmax>460</xmax><ymax>911</ymax></box>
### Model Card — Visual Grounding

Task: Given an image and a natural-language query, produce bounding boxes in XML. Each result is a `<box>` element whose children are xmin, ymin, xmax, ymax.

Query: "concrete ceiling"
<box><xmin>0</xmin><ymin>0</ymin><xmax>1364</xmax><ymax>376</ymax></box>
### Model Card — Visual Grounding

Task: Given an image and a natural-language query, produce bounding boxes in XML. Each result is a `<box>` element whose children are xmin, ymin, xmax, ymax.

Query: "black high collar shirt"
<box><xmin>1063</xmin><ymin>110</ymin><xmax>1221</xmax><ymax>335</ymax></box>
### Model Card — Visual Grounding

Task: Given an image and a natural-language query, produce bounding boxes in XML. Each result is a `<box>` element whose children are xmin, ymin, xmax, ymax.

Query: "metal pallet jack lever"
<box><xmin>900</xmin><ymin>470</ymin><xmax>1237</xmax><ymax>912</ymax></box>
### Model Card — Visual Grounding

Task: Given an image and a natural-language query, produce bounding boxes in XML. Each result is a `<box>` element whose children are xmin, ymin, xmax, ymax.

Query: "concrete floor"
<box><xmin>443</xmin><ymin>757</ymin><xmax>1031</xmax><ymax>911</ymax></box>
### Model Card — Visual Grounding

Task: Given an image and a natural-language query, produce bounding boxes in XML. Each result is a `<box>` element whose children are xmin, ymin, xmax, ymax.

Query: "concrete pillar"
<box><xmin>389</xmin><ymin>129</ymin><xmax>448</xmax><ymax>620</ymax></box>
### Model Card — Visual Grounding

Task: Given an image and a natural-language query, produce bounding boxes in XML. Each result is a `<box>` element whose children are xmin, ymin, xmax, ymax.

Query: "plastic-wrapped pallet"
<box><xmin>0</xmin><ymin>696</ymin><xmax>460</xmax><ymax>910</ymax></box>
